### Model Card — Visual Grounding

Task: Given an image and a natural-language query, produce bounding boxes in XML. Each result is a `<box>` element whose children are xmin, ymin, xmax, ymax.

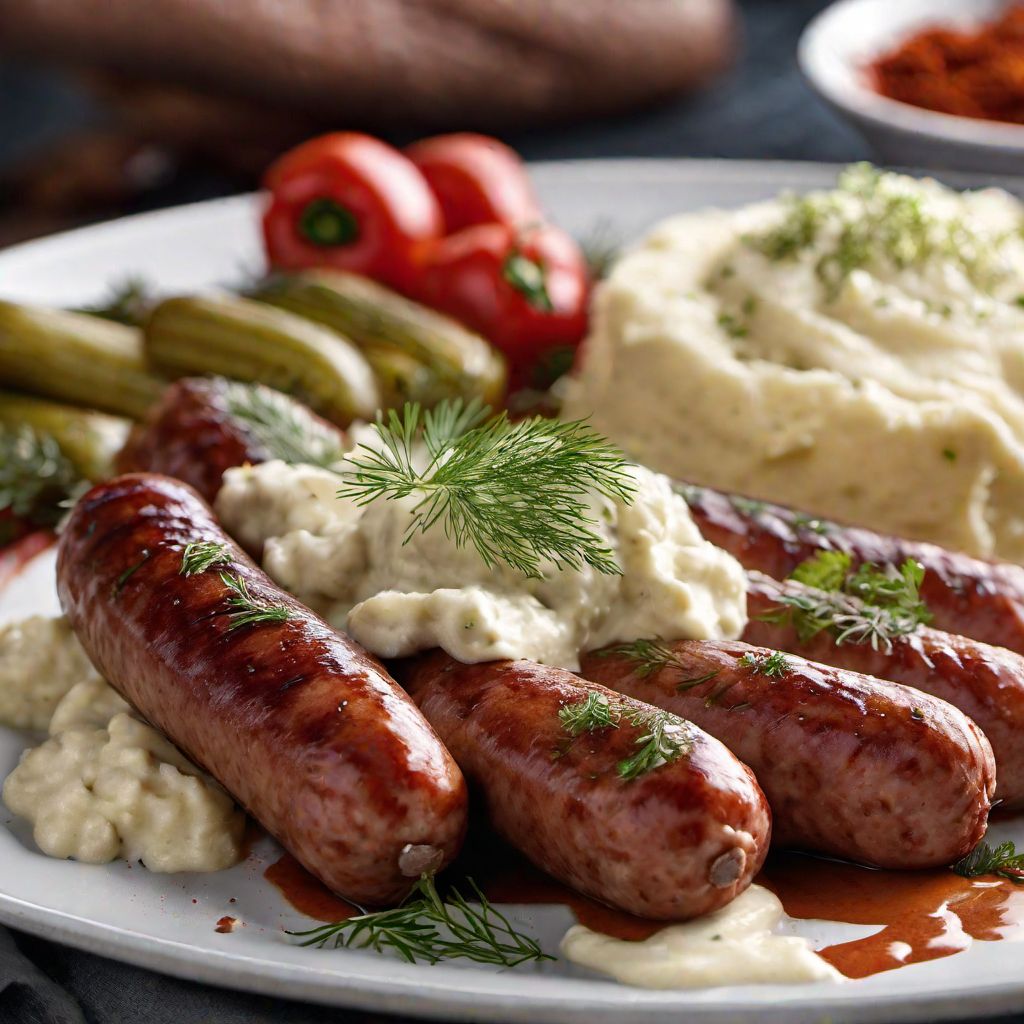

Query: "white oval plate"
<box><xmin>2</xmin><ymin>159</ymin><xmax>1024</xmax><ymax>1024</ymax></box>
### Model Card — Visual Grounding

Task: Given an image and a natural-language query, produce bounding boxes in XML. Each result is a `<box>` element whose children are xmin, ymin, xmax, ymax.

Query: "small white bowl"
<box><xmin>799</xmin><ymin>0</ymin><xmax>1024</xmax><ymax>174</ymax></box>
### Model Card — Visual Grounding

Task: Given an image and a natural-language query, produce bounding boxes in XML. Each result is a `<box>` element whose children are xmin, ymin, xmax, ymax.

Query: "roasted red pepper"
<box><xmin>262</xmin><ymin>133</ymin><xmax>443</xmax><ymax>291</ymax></box>
<box><xmin>417</xmin><ymin>221</ymin><xmax>589</xmax><ymax>389</ymax></box>
<box><xmin>406</xmin><ymin>133</ymin><xmax>541</xmax><ymax>233</ymax></box>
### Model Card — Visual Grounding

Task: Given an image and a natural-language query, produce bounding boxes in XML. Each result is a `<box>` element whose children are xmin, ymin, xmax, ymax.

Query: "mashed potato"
<box><xmin>563</xmin><ymin>166</ymin><xmax>1024</xmax><ymax>561</ymax></box>
<box><xmin>216</xmin><ymin>443</ymin><xmax>747</xmax><ymax>670</ymax></box>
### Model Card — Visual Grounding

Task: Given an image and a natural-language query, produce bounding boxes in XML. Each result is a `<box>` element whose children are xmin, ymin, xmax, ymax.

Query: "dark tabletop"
<box><xmin>1</xmin><ymin>2</ymin><xmax>1021</xmax><ymax>1022</ymax></box>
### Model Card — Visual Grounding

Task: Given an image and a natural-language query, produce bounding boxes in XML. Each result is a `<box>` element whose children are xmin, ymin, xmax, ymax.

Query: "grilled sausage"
<box><xmin>680</xmin><ymin>482</ymin><xmax>1024</xmax><ymax>656</ymax></box>
<box><xmin>396</xmin><ymin>651</ymin><xmax>770</xmax><ymax>920</ymax></box>
<box><xmin>57</xmin><ymin>473</ymin><xmax>466</xmax><ymax>906</ymax></box>
<box><xmin>744</xmin><ymin>570</ymin><xmax>1024</xmax><ymax>807</ymax></box>
<box><xmin>581</xmin><ymin>639</ymin><xmax>995</xmax><ymax>869</ymax></box>
<box><xmin>116</xmin><ymin>377</ymin><xmax>346</xmax><ymax>503</ymax></box>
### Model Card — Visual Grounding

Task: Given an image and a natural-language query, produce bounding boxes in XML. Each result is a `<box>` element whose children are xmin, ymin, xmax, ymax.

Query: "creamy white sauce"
<box><xmin>0</xmin><ymin>615</ymin><xmax>101</xmax><ymax>730</ymax></box>
<box><xmin>561</xmin><ymin>885</ymin><xmax>841</xmax><ymax>989</ymax></box>
<box><xmin>215</xmin><ymin>438</ymin><xmax>747</xmax><ymax>670</ymax></box>
<box><xmin>562</xmin><ymin>169</ymin><xmax>1024</xmax><ymax>561</ymax></box>
<box><xmin>3</xmin><ymin>654</ymin><xmax>245</xmax><ymax>873</ymax></box>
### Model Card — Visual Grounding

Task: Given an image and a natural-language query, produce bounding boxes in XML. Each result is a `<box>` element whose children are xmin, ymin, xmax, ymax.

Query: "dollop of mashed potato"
<box><xmin>216</xmin><ymin>442</ymin><xmax>747</xmax><ymax>670</ymax></box>
<box><xmin>563</xmin><ymin>166</ymin><xmax>1024</xmax><ymax>561</ymax></box>
<box><xmin>0</xmin><ymin>616</ymin><xmax>101</xmax><ymax>730</ymax></box>
<box><xmin>3</xmin><ymin>667</ymin><xmax>244</xmax><ymax>872</ymax></box>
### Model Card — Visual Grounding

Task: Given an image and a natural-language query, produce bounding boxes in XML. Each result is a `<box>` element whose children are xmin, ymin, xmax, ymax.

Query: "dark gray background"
<box><xmin>1</xmin><ymin>1</ymin><xmax>1020</xmax><ymax>1022</ymax></box>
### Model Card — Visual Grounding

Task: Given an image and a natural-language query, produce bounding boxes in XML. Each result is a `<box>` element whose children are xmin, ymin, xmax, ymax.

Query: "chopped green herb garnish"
<box><xmin>738</xmin><ymin>650</ymin><xmax>790</xmax><ymax>677</ymax></box>
<box><xmin>746</xmin><ymin>164</ymin><xmax>1013</xmax><ymax>302</ymax></box>
<box><xmin>952</xmin><ymin>840</ymin><xmax>1024</xmax><ymax>884</ymax></box>
<box><xmin>220</xmin><ymin>573</ymin><xmax>292</xmax><ymax>631</ymax></box>
<box><xmin>600</xmin><ymin>637</ymin><xmax>685</xmax><ymax>678</ymax></box>
<box><xmin>616</xmin><ymin>707</ymin><xmax>693</xmax><ymax>781</ymax></box>
<box><xmin>766</xmin><ymin>551</ymin><xmax>932</xmax><ymax>651</ymax></box>
<box><xmin>559</xmin><ymin>692</ymin><xmax>619</xmax><ymax>736</ymax></box>
<box><xmin>180</xmin><ymin>540</ymin><xmax>231</xmax><ymax>577</ymax></box>
<box><xmin>220</xmin><ymin>380</ymin><xmax>347</xmax><ymax>468</ymax></box>
<box><xmin>942</xmin><ymin>448</ymin><xmax>957</xmax><ymax>462</ymax></box>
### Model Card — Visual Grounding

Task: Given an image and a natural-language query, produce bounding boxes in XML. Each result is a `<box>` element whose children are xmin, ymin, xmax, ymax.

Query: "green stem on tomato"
<box><xmin>299</xmin><ymin>199</ymin><xmax>361</xmax><ymax>248</ymax></box>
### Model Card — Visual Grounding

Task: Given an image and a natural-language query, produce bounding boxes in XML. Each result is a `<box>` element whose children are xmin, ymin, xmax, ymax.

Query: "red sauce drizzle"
<box><xmin>761</xmin><ymin>853</ymin><xmax>1024</xmax><ymax>979</ymax></box>
<box><xmin>265</xmin><ymin>844</ymin><xmax>1024</xmax><ymax>977</ymax></box>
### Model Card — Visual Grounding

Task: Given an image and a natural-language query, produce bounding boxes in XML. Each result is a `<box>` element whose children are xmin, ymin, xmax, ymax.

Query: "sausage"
<box><xmin>580</xmin><ymin>639</ymin><xmax>994</xmax><ymax>869</ymax></box>
<box><xmin>56</xmin><ymin>473</ymin><xmax>467</xmax><ymax>906</ymax></box>
<box><xmin>744</xmin><ymin>570</ymin><xmax>1024</xmax><ymax>807</ymax></box>
<box><xmin>680</xmin><ymin>481</ymin><xmax>1024</xmax><ymax>656</ymax></box>
<box><xmin>116</xmin><ymin>377</ymin><xmax>345</xmax><ymax>504</ymax></box>
<box><xmin>396</xmin><ymin>651</ymin><xmax>770</xmax><ymax>920</ymax></box>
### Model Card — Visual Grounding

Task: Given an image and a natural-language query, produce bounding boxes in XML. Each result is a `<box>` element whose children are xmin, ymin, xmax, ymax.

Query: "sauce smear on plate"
<box><xmin>266</xmin><ymin>845</ymin><xmax>1024</xmax><ymax>977</ymax></box>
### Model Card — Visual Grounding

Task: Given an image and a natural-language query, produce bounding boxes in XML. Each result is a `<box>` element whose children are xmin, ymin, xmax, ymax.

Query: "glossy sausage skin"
<box><xmin>397</xmin><ymin>651</ymin><xmax>771</xmax><ymax>920</ymax></box>
<box><xmin>581</xmin><ymin>639</ymin><xmax>995</xmax><ymax>869</ymax></box>
<box><xmin>57</xmin><ymin>473</ymin><xmax>467</xmax><ymax>905</ymax></box>
<box><xmin>116</xmin><ymin>378</ymin><xmax>346</xmax><ymax>504</ymax></box>
<box><xmin>744</xmin><ymin>570</ymin><xmax>1024</xmax><ymax>807</ymax></box>
<box><xmin>680</xmin><ymin>482</ymin><xmax>1024</xmax><ymax>656</ymax></box>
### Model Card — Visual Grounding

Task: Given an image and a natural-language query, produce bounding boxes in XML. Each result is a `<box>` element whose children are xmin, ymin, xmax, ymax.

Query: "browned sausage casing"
<box><xmin>116</xmin><ymin>377</ymin><xmax>345</xmax><ymax>504</ymax></box>
<box><xmin>681</xmin><ymin>482</ymin><xmax>1024</xmax><ymax>656</ymax></box>
<box><xmin>581</xmin><ymin>640</ymin><xmax>995</xmax><ymax>869</ymax></box>
<box><xmin>397</xmin><ymin>651</ymin><xmax>771</xmax><ymax>920</ymax></box>
<box><xmin>744</xmin><ymin>570</ymin><xmax>1024</xmax><ymax>807</ymax></box>
<box><xmin>57</xmin><ymin>473</ymin><xmax>467</xmax><ymax>906</ymax></box>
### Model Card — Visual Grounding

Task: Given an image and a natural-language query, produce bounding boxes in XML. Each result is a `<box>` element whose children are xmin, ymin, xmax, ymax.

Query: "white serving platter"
<box><xmin>2</xmin><ymin>159</ymin><xmax>1024</xmax><ymax>1024</ymax></box>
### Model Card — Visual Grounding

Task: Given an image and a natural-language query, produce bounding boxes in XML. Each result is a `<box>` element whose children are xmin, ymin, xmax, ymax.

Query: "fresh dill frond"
<box><xmin>738</xmin><ymin>650</ymin><xmax>791</xmax><ymax>677</ymax></box>
<box><xmin>578</xmin><ymin>218</ymin><xmax>622</xmax><ymax>280</ymax></box>
<box><xmin>765</xmin><ymin>552</ymin><xmax>932</xmax><ymax>651</ymax></box>
<box><xmin>559</xmin><ymin>692</ymin><xmax>620</xmax><ymax>736</ymax></box>
<box><xmin>616</xmin><ymin>707</ymin><xmax>694</xmax><ymax>781</ymax></box>
<box><xmin>0</xmin><ymin>425</ymin><xmax>81</xmax><ymax>528</ymax></box>
<box><xmin>219</xmin><ymin>573</ymin><xmax>292</xmax><ymax>631</ymax></box>
<box><xmin>287</xmin><ymin>874</ymin><xmax>552</xmax><ymax>966</ymax></box>
<box><xmin>338</xmin><ymin>400</ymin><xmax>636</xmax><ymax>579</ymax></box>
<box><xmin>952</xmin><ymin>840</ymin><xmax>1024</xmax><ymax>883</ymax></box>
<box><xmin>601</xmin><ymin>637</ymin><xmax>686</xmax><ymax>678</ymax></box>
<box><xmin>73</xmin><ymin>275</ymin><xmax>154</xmax><ymax>326</ymax></box>
<box><xmin>180</xmin><ymin>541</ymin><xmax>232</xmax><ymax>577</ymax></box>
<box><xmin>220</xmin><ymin>380</ymin><xmax>347</xmax><ymax>468</ymax></box>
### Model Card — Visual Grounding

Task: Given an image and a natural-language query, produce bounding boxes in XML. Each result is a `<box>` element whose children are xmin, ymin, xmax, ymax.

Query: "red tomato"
<box><xmin>405</xmin><ymin>133</ymin><xmax>541</xmax><ymax>234</ymax></box>
<box><xmin>262</xmin><ymin>132</ymin><xmax>443</xmax><ymax>291</ymax></box>
<box><xmin>417</xmin><ymin>222</ymin><xmax>590</xmax><ymax>389</ymax></box>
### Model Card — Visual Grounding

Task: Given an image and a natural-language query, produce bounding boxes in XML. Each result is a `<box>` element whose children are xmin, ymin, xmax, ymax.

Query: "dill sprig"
<box><xmin>764</xmin><ymin>550</ymin><xmax>932</xmax><ymax>651</ymax></box>
<box><xmin>616</xmin><ymin>707</ymin><xmax>693</xmax><ymax>781</ymax></box>
<box><xmin>219</xmin><ymin>380</ymin><xmax>347</xmax><ymax>468</ymax></box>
<box><xmin>180</xmin><ymin>541</ymin><xmax>231</xmax><ymax>577</ymax></box>
<box><xmin>73</xmin><ymin>275</ymin><xmax>154</xmax><ymax>326</ymax></box>
<box><xmin>338</xmin><ymin>400</ymin><xmax>636</xmax><ymax>579</ymax></box>
<box><xmin>746</xmin><ymin>164</ymin><xmax>1012</xmax><ymax>301</ymax></box>
<box><xmin>219</xmin><ymin>573</ymin><xmax>292</xmax><ymax>631</ymax></box>
<box><xmin>557</xmin><ymin>690</ymin><xmax>693</xmax><ymax>778</ymax></box>
<box><xmin>0</xmin><ymin>425</ymin><xmax>81</xmax><ymax>528</ymax></box>
<box><xmin>600</xmin><ymin>638</ymin><xmax>686</xmax><ymax>678</ymax></box>
<box><xmin>738</xmin><ymin>650</ymin><xmax>790</xmax><ymax>677</ymax></box>
<box><xmin>288</xmin><ymin>874</ymin><xmax>552</xmax><ymax>967</ymax></box>
<box><xmin>559</xmin><ymin>692</ymin><xmax>619</xmax><ymax>736</ymax></box>
<box><xmin>952</xmin><ymin>841</ymin><xmax>1024</xmax><ymax>884</ymax></box>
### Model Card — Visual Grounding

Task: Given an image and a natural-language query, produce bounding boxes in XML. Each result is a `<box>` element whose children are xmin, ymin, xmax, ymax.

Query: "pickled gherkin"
<box><xmin>144</xmin><ymin>294</ymin><xmax>380</xmax><ymax>425</ymax></box>
<box><xmin>0</xmin><ymin>301</ymin><xmax>164</xmax><ymax>418</ymax></box>
<box><xmin>0</xmin><ymin>391</ymin><xmax>129</xmax><ymax>481</ymax></box>
<box><xmin>252</xmin><ymin>270</ymin><xmax>506</xmax><ymax>407</ymax></box>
